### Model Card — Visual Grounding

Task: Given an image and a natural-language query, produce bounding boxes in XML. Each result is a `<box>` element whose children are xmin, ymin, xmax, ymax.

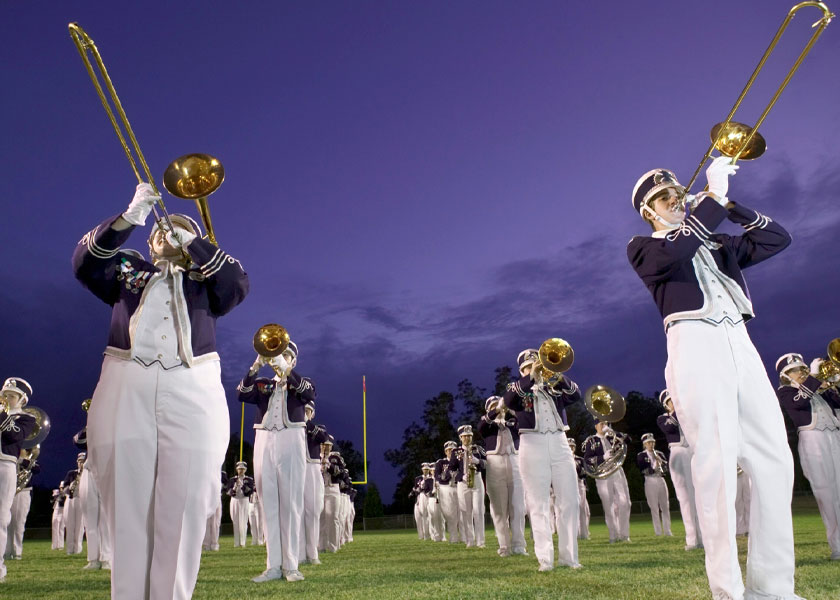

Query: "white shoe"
<box><xmin>538</xmin><ymin>563</ymin><xmax>554</xmax><ymax>572</ymax></box>
<box><xmin>252</xmin><ymin>567</ymin><xmax>284</xmax><ymax>582</ymax></box>
<box><xmin>497</xmin><ymin>548</ymin><xmax>510</xmax><ymax>557</ymax></box>
<box><xmin>12</xmin><ymin>556</ymin><xmax>21</xmax><ymax>561</ymax></box>
<box><xmin>83</xmin><ymin>561</ymin><xmax>101</xmax><ymax>570</ymax></box>
<box><xmin>512</xmin><ymin>548</ymin><xmax>528</xmax><ymax>556</ymax></box>
<box><xmin>309</xmin><ymin>558</ymin><xmax>321</xmax><ymax>565</ymax></box>
<box><xmin>283</xmin><ymin>569</ymin><xmax>305</xmax><ymax>582</ymax></box>
<box><xmin>559</xmin><ymin>561</ymin><xmax>583</xmax><ymax>569</ymax></box>
<box><xmin>101</xmin><ymin>561</ymin><xmax>111</xmax><ymax>570</ymax></box>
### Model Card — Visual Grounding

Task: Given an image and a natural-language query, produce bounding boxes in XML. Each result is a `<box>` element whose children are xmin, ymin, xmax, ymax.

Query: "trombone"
<box><xmin>683</xmin><ymin>2</ymin><xmax>834</xmax><ymax>195</ymax></box>
<box><xmin>534</xmin><ymin>338</ymin><xmax>575</xmax><ymax>384</ymax></box>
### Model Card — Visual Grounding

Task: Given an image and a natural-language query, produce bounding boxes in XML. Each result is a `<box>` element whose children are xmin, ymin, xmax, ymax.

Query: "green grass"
<box><xmin>5</xmin><ymin>503</ymin><xmax>839</xmax><ymax>599</ymax></box>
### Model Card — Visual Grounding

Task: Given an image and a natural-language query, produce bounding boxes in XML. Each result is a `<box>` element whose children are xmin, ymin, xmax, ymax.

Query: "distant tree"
<box><xmin>363</xmin><ymin>482</ymin><xmax>385</xmax><ymax>519</ymax></box>
<box><xmin>334</xmin><ymin>439</ymin><xmax>364</xmax><ymax>481</ymax></box>
<box><xmin>455</xmin><ymin>378</ymin><xmax>487</xmax><ymax>437</ymax></box>
<box><xmin>493</xmin><ymin>365</ymin><xmax>514</xmax><ymax>396</ymax></box>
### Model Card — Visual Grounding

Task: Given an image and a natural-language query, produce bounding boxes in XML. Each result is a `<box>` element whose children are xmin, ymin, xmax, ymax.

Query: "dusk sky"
<box><xmin>2</xmin><ymin>1</ymin><xmax>838</xmax><ymax>502</ymax></box>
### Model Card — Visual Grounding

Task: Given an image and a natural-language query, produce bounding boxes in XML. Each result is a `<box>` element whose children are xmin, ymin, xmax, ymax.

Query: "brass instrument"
<box><xmin>460</xmin><ymin>445</ymin><xmax>477</xmax><ymax>489</ymax></box>
<box><xmin>68</xmin><ymin>24</ymin><xmax>223</xmax><ymax>252</ymax></box>
<box><xmin>683</xmin><ymin>2</ymin><xmax>834</xmax><ymax>195</ymax></box>
<box><xmin>583</xmin><ymin>428</ymin><xmax>628</xmax><ymax>480</ymax></box>
<box><xmin>584</xmin><ymin>385</ymin><xmax>626</xmax><ymax>423</ymax></box>
<box><xmin>535</xmin><ymin>338</ymin><xmax>574</xmax><ymax>384</ymax></box>
<box><xmin>82</xmin><ymin>398</ymin><xmax>92</xmax><ymax>412</ymax></box>
<box><xmin>16</xmin><ymin>446</ymin><xmax>40</xmax><ymax>493</ymax></box>
<box><xmin>253</xmin><ymin>323</ymin><xmax>291</xmax><ymax>378</ymax></box>
<box><xmin>320</xmin><ymin>442</ymin><xmax>331</xmax><ymax>474</ymax></box>
<box><xmin>828</xmin><ymin>338</ymin><xmax>840</xmax><ymax>364</ymax></box>
<box><xmin>20</xmin><ymin>407</ymin><xmax>51</xmax><ymax>450</ymax></box>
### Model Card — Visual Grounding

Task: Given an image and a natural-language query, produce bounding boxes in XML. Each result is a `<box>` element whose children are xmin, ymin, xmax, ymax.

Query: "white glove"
<box><xmin>166</xmin><ymin>227</ymin><xmax>196</xmax><ymax>249</ymax></box>
<box><xmin>250</xmin><ymin>355</ymin><xmax>267</xmax><ymax>373</ymax></box>
<box><xmin>705</xmin><ymin>156</ymin><xmax>739</xmax><ymax>203</ymax></box>
<box><xmin>123</xmin><ymin>183</ymin><xmax>160</xmax><ymax>226</ymax></box>
<box><xmin>470</xmin><ymin>456</ymin><xmax>480</xmax><ymax>465</ymax></box>
<box><xmin>269</xmin><ymin>354</ymin><xmax>291</xmax><ymax>375</ymax></box>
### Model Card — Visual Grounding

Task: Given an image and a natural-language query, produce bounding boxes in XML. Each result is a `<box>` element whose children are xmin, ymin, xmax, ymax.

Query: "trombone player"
<box><xmin>72</xmin><ymin>184</ymin><xmax>249</xmax><ymax>599</ymax></box>
<box><xmin>628</xmin><ymin>159</ymin><xmax>797</xmax><ymax>599</ymax></box>
<box><xmin>636</xmin><ymin>433</ymin><xmax>672</xmax><ymax>537</ymax></box>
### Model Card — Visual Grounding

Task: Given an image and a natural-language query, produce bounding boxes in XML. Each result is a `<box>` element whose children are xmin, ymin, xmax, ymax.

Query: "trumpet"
<box><xmin>253</xmin><ymin>323</ymin><xmax>291</xmax><ymax>378</ymax></box>
<box><xmin>683</xmin><ymin>2</ymin><xmax>834</xmax><ymax>196</ymax></box>
<box><xmin>534</xmin><ymin>338</ymin><xmax>575</xmax><ymax>384</ymax></box>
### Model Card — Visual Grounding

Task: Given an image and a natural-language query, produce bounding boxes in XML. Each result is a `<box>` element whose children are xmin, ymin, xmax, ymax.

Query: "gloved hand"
<box><xmin>166</xmin><ymin>227</ymin><xmax>196</xmax><ymax>249</ymax></box>
<box><xmin>705</xmin><ymin>156</ymin><xmax>739</xmax><ymax>203</ymax></box>
<box><xmin>250</xmin><ymin>355</ymin><xmax>267</xmax><ymax>373</ymax></box>
<box><xmin>123</xmin><ymin>183</ymin><xmax>159</xmax><ymax>226</ymax></box>
<box><xmin>470</xmin><ymin>456</ymin><xmax>480</xmax><ymax>466</ymax></box>
<box><xmin>269</xmin><ymin>354</ymin><xmax>291</xmax><ymax>375</ymax></box>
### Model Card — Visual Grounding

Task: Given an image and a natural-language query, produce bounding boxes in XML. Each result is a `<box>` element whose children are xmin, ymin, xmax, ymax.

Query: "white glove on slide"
<box><xmin>123</xmin><ymin>183</ymin><xmax>159</xmax><ymax>226</ymax></box>
<box><xmin>166</xmin><ymin>227</ymin><xmax>196</xmax><ymax>249</ymax></box>
<box><xmin>705</xmin><ymin>156</ymin><xmax>739</xmax><ymax>203</ymax></box>
<box><xmin>269</xmin><ymin>354</ymin><xmax>291</xmax><ymax>375</ymax></box>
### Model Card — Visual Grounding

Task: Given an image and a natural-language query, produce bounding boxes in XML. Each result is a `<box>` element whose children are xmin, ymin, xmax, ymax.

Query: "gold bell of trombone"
<box><xmin>584</xmin><ymin>384</ymin><xmax>626</xmax><ymax>423</ymax></box>
<box><xmin>536</xmin><ymin>337</ymin><xmax>575</xmax><ymax>381</ymax></box>
<box><xmin>253</xmin><ymin>324</ymin><xmax>290</xmax><ymax>358</ymax></box>
<box><xmin>163</xmin><ymin>153</ymin><xmax>225</xmax><ymax>246</ymax></box>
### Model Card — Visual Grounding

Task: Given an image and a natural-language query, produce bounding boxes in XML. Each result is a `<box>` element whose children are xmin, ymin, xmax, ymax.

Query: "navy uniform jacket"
<box><xmin>503</xmin><ymin>374</ymin><xmax>581</xmax><ymax>433</ymax></box>
<box><xmin>326</xmin><ymin>456</ymin><xmax>344</xmax><ymax>486</ymax></box>
<box><xmin>574</xmin><ymin>456</ymin><xmax>586</xmax><ymax>481</ymax></box>
<box><xmin>447</xmin><ymin>446</ymin><xmax>486</xmax><ymax>484</ymax></box>
<box><xmin>636</xmin><ymin>450</ymin><xmax>669</xmax><ymax>477</ymax></box>
<box><xmin>339</xmin><ymin>471</ymin><xmax>352</xmax><ymax>494</ymax></box>
<box><xmin>657</xmin><ymin>413</ymin><xmax>684</xmax><ymax>445</ymax></box>
<box><xmin>409</xmin><ymin>474</ymin><xmax>424</xmax><ymax>499</ymax></box>
<box><xmin>72</xmin><ymin>213</ymin><xmax>249</xmax><ymax>366</ymax></box>
<box><xmin>582</xmin><ymin>431</ymin><xmax>629</xmax><ymax>471</ymax></box>
<box><xmin>73</xmin><ymin>427</ymin><xmax>87</xmax><ymax>449</ymax></box>
<box><xmin>627</xmin><ymin>199</ymin><xmax>790</xmax><ymax>328</ymax></box>
<box><xmin>421</xmin><ymin>476</ymin><xmax>435</xmax><ymax>497</ymax></box>
<box><xmin>225</xmin><ymin>475</ymin><xmax>255</xmax><ymax>498</ymax></box>
<box><xmin>478</xmin><ymin>410</ymin><xmax>520</xmax><ymax>453</ymax></box>
<box><xmin>62</xmin><ymin>468</ymin><xmax>81</xmax><ymax>498</ymax></box>
<box><xmin>221</xmin><ymin>470</ymin><xmax>229</xmax><ymax>489</ymax></box>
<box><xmin>434</xmin><ymin>457</ymin><xmax>456</xmax><ymax>486</ymax></box>
<box><xmin>237</xmin><ymin>369</ymin><xmax>316</xmax><ymax>426</ymax></box>
<box><xmin>777</xmin><ymin>375</ymin><xmax>840</xmax><ymax>431</ymax></box>
<box><xmin>305</xmin><ymin>422</ymin><xmax>330</xmax><ymax>462</ymax></box>
<box><xmin>1</xmin><ymin>411</ymin><xmax>38</xmax><ymax>463</ymax></box>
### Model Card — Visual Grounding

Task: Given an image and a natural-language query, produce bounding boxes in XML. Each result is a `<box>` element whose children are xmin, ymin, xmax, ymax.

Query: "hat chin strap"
<box><xmin>642</xmin><ymin>205</ymin><xmax>680</xmax><ymax>230</ymax></box>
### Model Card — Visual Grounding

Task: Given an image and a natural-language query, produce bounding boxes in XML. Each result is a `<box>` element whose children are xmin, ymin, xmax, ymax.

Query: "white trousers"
<box><xmin>80</xmin><ymin>468</ymin><xmax>112</xmax><ymax>563</ymax></box>
<box><xmin>485</xmin><ymin>453</ymin><xmax>526</xmax><ymax>553</ymax></box>
<box><xmin>473</xmin><ymin>474</ymin><xmax>486</xmax><ymax>546</ymax></box>
<box><xmin>595</xmin><ymin>468</ymin><xmax>631</xmax><ymax>541</ymax></box>
<box><xmin>52</xmin><ymin>503</ymin><xmax>65</xmax><ymax>549</ymax></box>
<box><xmin>518</xmin><ymin>431</ymin><xmax>579</xmax><ymax>568</ymax></box>
<box><xmin>254</xmin><ymin>427</ymin><xmax>305</xmax><ymax>571</ymax></box>
<box><xmin>577</xmin><ymin>479</ymin><xmax>590</xmax><ymax>539</ymax></box>
<box><xmin>202</xmin><ymin>499</ymin><xmax>221</xmax><ymax>550</ymax></box>
<box><xmin>230</xmin><ymin>496</ymin><xmax>249</xmax><ymax>547</ymax></box>
<box><xmin>87</xmin><ymin>357</ymin><xmax>229</xmax><ymax>600</ymax></box>
<box><xmin>669</xmin><ymin>445</ymin><xmax>702</xmax><ymax>547</ymax></box>
<box><xmin>798</xmin><ymin>429</ymin><xmax>840</xmax><ymax>554</ymax></box>
<box><xmin>438</xmin><ymin>484</ymin><xmax>460</xmax><ymax>543</ymax></box>
<box><xmin>644</xmin><ymin>475</ymin><xmax>672</xmax><ymax>536</ymax></box>
<box><xmin>340</xmin><ymin>494</ymin><xmax>352</xmax><ymax>545</ymax></box>
<box><xmin>249</xmin><ymin>496</ymin><xmax>265</xmax><ymax>545</ymax></box>
<box><xmin>0</xmin><ymin>461</ymin><xmax>14</xmax><ymax>579</ymax></box>
<box><xmin>426</xmin><ymin>494</ymin><xmax>445</xmax><ymax>541</ymax></box>
<box><xmin>666</xmin><ymin>320</ymin><xmax>796</xmax><ymax>600</ymax></box>
<box><xmin>63</xmin><ymin>496</ymin><xmax>85</xmax><ymax>554</ymax></box>
<box><xmin>456</xmin><ymin>482</ymin><xmax>478</xmax><ymax>546</ymax></box>
<box><xmin>5</xmin><ymin>490</ymin><xmax>31</xmax><ymax>557</ymax></box>
<box><xmin>348</xmin><ymin>503</ymin><xmax>355</xmax><ymax>541</ymax></box>
<box><xmin>320</xmin><ymin>483</ymin><xmax>341</xmax><ymax>551</ymax></box>
<box><xmin>413</xmin><ymin>498</ymin><xmax>425</xmax><ymax>539</ymax></box>
<box><xmin>735</xmin><ymin>472</ymin><xmax>751</xmax><ymax>536</ymax></box>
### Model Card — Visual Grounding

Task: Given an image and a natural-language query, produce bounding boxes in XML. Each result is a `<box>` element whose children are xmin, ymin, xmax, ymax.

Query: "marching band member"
<box><xmin>237</xmin><ymin>340</ymin><xmax>314</xmax><ymax>582</ymax></box>
<box><xmin>72</xmin><ymin>184</ymin><xmax>249</xmax><ymax>599</ymax></box>
<box><xmin>637</xmin><ymin>433</ymin><xmax>672</xmax><ymax>537</ymax></box>
<box><xmin>347</xmin><ymin>488</ymin><xmax>357</xmax><ymax>543</ymax></box>
<box><xmin>472</xmin><ymin>444</ymin><xmax>487</xmax><ymax>549</ymax></box>
<box><xmin>583</xmin><ymin>422</ymin><xmax>631</xmax><ymax>543</ymax></box>
<box><xmin>503</xmin><ymin>350</ymin><xmax>582</xmax><ymax>571</ymax></box>
<box><xmin>202</xmin><ymin>470</ymin><xmax>226</xmax><ymax>551</ymax></box>
<box><xmin>657</xmin><ymin>391</ymin><xmax>701</xmax><ymax>550</ymax></box>
<box><xmin>300</xmin><ymin>409</ymin><xmax>327</xmax><ymax>564</ymax></box>
<box><xmin>568</xmin><ymin>438</ymin><xmax>590</xmax><ymax>540</ymax></box>
<box><xmin>320</xmin><ymin>440</ymin><xmax>342</xmax><ymax>552</ymax></box>
<box><xmin>776</xmin><ymin>353</ymin><xmax>840</xmax><ymax>559</ymax></box>
<box><xmin>248</xmin><ymin>491</ymin><xmax>265</xmax><ymax>545</ymax></box>
<box><xmin>62</xmin><ymin>453</ymin><xmax>87</xmax><ymax>555</ymax></box>
<box><xmin>51</xmin><ymin>487</ymin><xmax>65</xmax><ymax>550</ymax></box>
<box><xmin>339</xmin><ymin>469</ymin><xmax>354</xmax><ymax>547</ymax></box>
<box><xmin>434</xmin><ymin>442</ymin><xmax>460</xmax><ymax>543</ymax></box>
<box><xmin>478</xmin><ymin>396</ymin><xmax>526</xmax><ymax>557</ymax></box>
<box><xmin>420</xmin><ymin>463</ymin><xmax>442</xmax><ymax>541</ymax></box>
<box><xmin>225</xmin><ymin>461</ymin><xmax>254</xmax><ymax>548</ymax></box>
<box><xmin>450</xmin><ymin>425</ymin><xmax>485</xmax><ymax>548</ymax></box>
<box><xmin>74</xmin><ymin>426</ymin><xmax>112</xmax><ymax>570</ymax></box>
<box><xmin>1</xmin><ymin>378</ymin><xmax>37</xmax><ymax>583</ymax></box>
<box><xmin>409</xmin><ymin>470</ymin><xmax>426</xmax><ymax>540</ymax></box>
<box><xmin>5</xmin><ymin>449</ymin><xmax>39</xmax><ymax>560</ymax></box>
<box><xmin>628</xmin><ymin>160</ymin><xmax>797</xmax><ymax>599</ymax></box>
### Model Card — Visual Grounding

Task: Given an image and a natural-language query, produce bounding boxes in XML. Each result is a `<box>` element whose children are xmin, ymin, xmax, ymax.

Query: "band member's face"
<box><xmin>77</xmin><ymin>458</ymin><xmax>85</xmax><ymax>468</ymax></box>
<box><xmin>1</xmin><ymin>390</ymin><xmax>23</xmax><ymax>409</ymax></box>
<box><xmin>568</xmin><ymin>443</ymin><xmax>576</xmax><ymax>454</ymax></box>
<box><xmin>281</xmin><ymin>349</ymin><xmax>297</xmax><ymax>369</ymax></box>
<box><xmin>665</xmin><ymin>398</ymin><xmax>674</xmax><ymax>413</ymax></box>
<box><xmin>305</xmin><ymin>407</ymin><xmax>314</xmax><ymax>421</ymax></box>
<box><xmin>788</xmin><ymin>367</ymin><xmax>809</xmax><ymax>385</ymax></box>
<box><xmin>236</xmin><ymin>467</ymin><xmax>246</xmax><ymax>476</ymax></box>
<box><xmin>595</xmin><ymin>421</ymin><xmax>605</xmax><ymax>434</ymax></box>
<box><xmin>460</xmin><ymin>434</ymin><xmax>472</xmax><ymax>446</ymax></box>
<box><xmin>150</xmin><ymin>226</ymin><xmax>185</xmax><ymax>259</ymax></box>
<box><xmin>445</xmin><ymin>448</ymin><xmax>452</xmax><ymax>459</ymax></box>
<box><xmin>644</xmin><ymin>440</ymin><xmax>655</xmax><ymax>451</ymax></box>
<box><xmin>649</xmin><ymin>189</ymin><xmax>685</xmax><ymax>225</ymax></box>
<box><xmin>520</xmin><ymin>364</ymin><xmax>533</xmax><ymax>377</ymax></box>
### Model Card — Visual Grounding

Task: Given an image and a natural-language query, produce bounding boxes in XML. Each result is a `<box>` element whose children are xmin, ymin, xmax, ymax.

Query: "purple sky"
<box><xmin>2</xmin><ymin>1</ymin><xmax>838</xmax><ymax>501</ymax></box>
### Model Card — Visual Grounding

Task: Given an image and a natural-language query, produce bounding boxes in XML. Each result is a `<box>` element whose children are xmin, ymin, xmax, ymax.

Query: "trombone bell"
<box><xmin>538</xmin><ymin>338</ymin><xmax>574</xmax><ymax>374</ymax></box>
<box><xmin>710</xmin><ymin>122</ymin><xmax>767</xmax><ymax>160</ymax></box>
<box><xmin>163</xmin><ymin>153</ymin><xmax>225</xmax><ymax>246</ymax></box>
<box><xmin>584</xmin><ymin>384</ymin><xmax>626</xmax><ymax>423</ymax></box>
<box><xmin>828</xmin><ymin>338</ymin><xmax>840</xmax><ymax>363</ymax></box>
<box><xmin>253</xmin><ymin>324</ymin><xmax>290</xmax><ymax>358</ymax></box>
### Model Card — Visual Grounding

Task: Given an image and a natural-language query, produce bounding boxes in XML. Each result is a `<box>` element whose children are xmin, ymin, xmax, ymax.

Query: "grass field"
<box><xmin>4</xmin><ymin>502</ymin><xmax>839</xmax><ymax>599</ymax></box>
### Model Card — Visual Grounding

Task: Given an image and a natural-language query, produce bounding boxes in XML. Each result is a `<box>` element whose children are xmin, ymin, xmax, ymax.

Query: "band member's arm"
<box><xmin>0</xmin><ymin>412</ymin><xmax>37</xmax><ymax>446</ymax></box>
<box><xmin>823</xmin><ymin>387</ymin><xmax>840</xmax><ymax>411</ymax></box>
<box><xmin>477</xmin><ymin>417</ymin><xmax>494</xmax><ymax>438</ymax></box>
<box><xmin>236</xmin><ymin>363</ymin><xmax>273</xmax><ymax>405</ymax></box>
<box><xmin>287</xmin><ymin>370</ymin><xmax>316</xmax><ymax>403</ymax></box>
<box><xmin>308</xmin><ymin>423</ymin><xmax>329</xmax><ymax>444</ymax></box>
<box><xmin>503</xmin><ymin>375</ymin><xmax>534</xmax><ymax>411</ymax></box>
<box><xmin>627</xmin><ymin>198</ymin><xmax>730</xmax><ymax>284</ymax></box>
<box><xmin>547</xmin><ymin>377</ymin><xmax>582</xmax><ymax>407</ymax></box>
<box><xmin>657</xmin><ymin>414</ymin><xmax>678</xmax><ymax>436</ymax></box>
<box><xmin>73</xmin><ymin>427</ymin><xmax>87</xmax><ymax>449</ymax></box>
<box><xmin>72</xmin><ymin>214</ymin><xmax>137</xmax><ymax>304</ymax></box>
<box><xmin>182</xmin><ymin>236</ymin><xmax>249</xmax><ymax>316</ymax></box>
<box><xmin>61</xmin><ymin>470</ymin><xmax>77</xmax><ymax>491</ymax></box>
<box><xmin>720</xmin><ymin>204</ymin><xmax>792</xmax><ymax>268</ymax></box>
<box><xmin>243</xmin><ymin>477</ymin><xmax>255</xmax><ymax>496</ymax></box>
<box><xmin>472</xmin><ymin>447</ymin><xmax>486</xmax><ymax>470</ymax></box>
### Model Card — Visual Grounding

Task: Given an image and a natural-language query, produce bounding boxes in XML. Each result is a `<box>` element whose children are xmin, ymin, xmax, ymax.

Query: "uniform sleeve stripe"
<box><xmin>85</xmin><ymin>226</ymin><xmax>120</xmax><ymax>259</ymax></box>
<box><xmin>236</xmin><ymin>381</ymin><xmax>254</xmax><ymax>394</ymax></box>
<box><xmin>200</xmin><ymin>249</ymin><xmax>225</xmax><ymax>275</ymax></box>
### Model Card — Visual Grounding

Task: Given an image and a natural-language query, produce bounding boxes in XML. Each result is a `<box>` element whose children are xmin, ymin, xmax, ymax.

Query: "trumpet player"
<box><xmin>225</xmin><ymin>461</ymin><xmax>254</xmax><ymax>548</ymax></box>
<box><xmin>628</xmin><ymin>159</ymin><xmax>797</xmax><ymax>599</ymax></box>
<box><xmin>478</xmin><ymin>396</ymin><xmax>526</xmax><ymax>557</ymax></box>
<box><xmin>320</xmin><ymin>440</ymin><xmax>344</xmax><ymax>553</ymax></box>
<box><xmin>657</xmin><ymin>390</ymin><xmax>701</xmax><ymax>550</ymax></box>
<box><xmin>62</xmin><ymin>453</ymin><xmax>87</xmax><ymax>555</ymax></box>
<box><xmin>636</xmin><ymin>433</ymin><xmax>672</xmax><ymax>537</ymax></box>
<box><xmin>237</xmin><ymin>340</ymin><xmax>314</xmax><ymax>582</ymax></box>
<box><xmin>434</xmin><ymin>442</ymin><xmax>460</xmax><ymax>543</ymax></box>
<box><xmin>74</xmin><ymin>425</ymin><xmax>112</xmax><ymax>570</ymax></box>
<box><xmin>51</xmin><ymin>486</ymin><xmax>65</xmax><ymax>550</ymax></box>
<box><xmin>409</xmin><ymin>469</ymin><xmax>427</xmax><ymax>540</ymax></box>
<box><xmin>568</xmin><ymin>438</ymin><xmax>590</xmax><ymax>540</ymax></box>
<box><xmin>450</xmin><ymin>425</ymin><xmax>485</xmax><ymax>548</ymax></box>
<box><xmin>502</xmin><ymin>349</ymin><xmax>582</xmax><ymax>571</ymax></box>
<box><xmin>421</xmin><ymin>463</ymin><xmax>443</xmax><ymax>541</ymax></box>
<box><xmin>583</xmin><ymin>422</ymin><xmax>631</xmax><ymax>543</ymax></box>
<box><xmin>72</xmin><ymin>184</ymin><xmax>249</xmax><ymax>599</ymax></box>
<box><xmin>776</xmin><ymin>353</ymin><xmax>840</xmax><ymax>559</ymax></box>
<box><xmin>300</xmin><ymin>410</ymin><xmax>328</xmax><ymax>564</ymax></box>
